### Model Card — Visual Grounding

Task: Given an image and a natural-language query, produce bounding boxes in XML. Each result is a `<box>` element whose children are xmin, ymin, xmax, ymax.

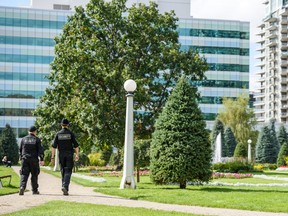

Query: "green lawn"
<box><xmin>42</xmin><ymin>169</ymin><xmax>288</xmax><ymax>213</ymax></box>
<box><xmin>3</xmin><ymin>201</ymin><xmax>202</xmax><ymax>216</ymax></box>
<box><xmin>0</xmin><ymin>166</ymin><xmax>20</xmax><ymax>196</ymax></box>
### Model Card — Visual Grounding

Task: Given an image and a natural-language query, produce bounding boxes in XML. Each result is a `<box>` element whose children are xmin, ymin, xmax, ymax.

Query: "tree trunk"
<box><xmin>137</xmin><ymin>166</ymin><xmax>140</xmax><ymax>183</ymax></box>
<box><xmin>179</xmin><ymin>181</ymin><xmax>186</xmax><ymax>189</ymax></box>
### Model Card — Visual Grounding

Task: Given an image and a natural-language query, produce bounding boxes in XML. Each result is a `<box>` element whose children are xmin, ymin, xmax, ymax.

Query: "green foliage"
<box><xmin>213</xmin><ymin>161</ymin><xmax>253</xmax><ymax>173</ymax></box>
<box><xmin>277</xmin><ymin>143</ymin><xmax>288</xmax><ymax>167</ymax></box>
<box><xmin>150</xmin><ymin>76</ymin><xmax>212</xmax><ymax>189</ymax></box>
<box><xmin>268</xmin><ymin>119</ymin><xmax>280</xmax><ymax>155</ymax></box>
<box><xmin>76</xmin><ymin>152</ymin><xmax>90</xmax><ymax>167</ymax></box>
<box><xmin>88</xmin><ymin>152</ymin><xmax>105</xmax><ymax>166</ymax></box>
<box><xmin>0</xmin><ymin>124</ymin><xmax>19</xmax><ymax>165</ymax></box>
<box><xmin>100</xmin><ymin>146</ymin><xmax>113</xmax><ymax>165</ymax></box>
<box><xmin>224</xmin><ymin>127</ymin><xmax>237</xmax><ymax>157</ymax></box>
<box><xmin>134</xmin><ymin>139</ymin><xmax>151</xmax><ymax>169</ymax></box>
<box><xmin>277</xmin><ymin>124</ymin><xmax>287</xmax><ymax>147</ymax></box>
<box><xmin>234</xmin><ymin>142</ymin><xmax>247</xmax><ymax>158</ymax></box>
<box><xmin>44</xmin><ymin>149</ymin><xmax>52</xmax><ymax>166</ymax></box>
<box><xmin>34</xmin><ymin>0</ymin><xmax>208</xmax><ymax>150</ymax></box>
<box><xmin>218</xmin><ymin>95</ymin><xmax>257</xmax><ymax>145</ymax></box>
<box><xmin>210</xmin><ymin>119</ymin><xmax>225</xmax><ymax>155</ymax></box>
<box><xmin>256</xmin><ymin>126</ymin><xmax>278</xmax><ymax>163</ymax></box>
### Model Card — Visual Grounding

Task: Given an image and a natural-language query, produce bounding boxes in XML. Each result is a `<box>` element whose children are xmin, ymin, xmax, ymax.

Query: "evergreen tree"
<box><xmin>0</xmin><ymin>124</ymin><xmax>19</xmax><ymax>165</ymax></box>
<box><xmin>256</xmin><ymin>126</ymin><xmax>278</xmax><ymax>163</ymax></box>
<box><xmin>234</xmin><ymin>142</ymin><xmax>247</xmax><ymax>158</ymax></box>
<box><xmin>224</xmin><ymin>127</ymin><xmax>237</xmax><ymax>157</ymax></box>
<box><xmin>210</xmin><ymin>119</ymin><xmax>225</xmax><ymax>156</ymax></box>
<box><xmin>277</xmin><ymin>143</ymin><xmax>288</xmax><ymax>167</ymax></box>
<box><xmin>268</xmin><ymin>118</ymin><xmax>280</xmax><ymax>155</ymax></box>
<box><xmin>277</xmin><ymin>124</ymin><xmax>288</xmax><ymax>147</ymax></box>
<box><xmin>150</xmin><ymin>76</ymin><xmax>212</xmax><ymax>189</ymax></box>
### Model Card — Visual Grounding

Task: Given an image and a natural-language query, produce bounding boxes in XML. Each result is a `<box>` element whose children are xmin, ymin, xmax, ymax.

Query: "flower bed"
<box><xmin>276</xmin><ymin>166</ymin><xmax>288</xmax><ymax>171</ymax></box>
<box><xmin>212</xmin><ymin>172</ymin><xmax>253</xmax><ymax>179</ymax></box>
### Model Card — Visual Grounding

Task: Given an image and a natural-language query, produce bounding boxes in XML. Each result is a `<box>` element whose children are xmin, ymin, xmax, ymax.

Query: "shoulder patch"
<box><xmin>58</xmin><ymin>134</ymin><xmax>71</xmax><ymax>140</ymax></box>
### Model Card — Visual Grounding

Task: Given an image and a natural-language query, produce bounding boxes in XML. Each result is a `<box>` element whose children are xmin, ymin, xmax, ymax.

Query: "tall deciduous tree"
<box><xmin>256</xmin><ymin>126</ymin><xmax>278</xmax><ymax>163</ymax></box>
<box><xmin>150</xmin><ymin>76</ymin><xmax>212</xmax><ymax>189</ymax></box>
<box><xmin>34</xmin><ymin>0</ymin><xmax>208</xmax><ymax>150</ymax></box>
<box><xmin>277</xmin><ymin>124</ymin><xmax>288</xmax><ymax>147</ymax></box>
<box><xmin>224</xmin><ymin>127</ymin><xmax>237</xmax><ymax>157</ymax></box>
<box><xmin>0</xmin><ymin>124</ymin><xmax>19</xmax><ymax>165</ymax></box>
<box><xmin>218</xmin><ymin>95</ymin><xmax>257</xmax><ymax>145</ymax></box>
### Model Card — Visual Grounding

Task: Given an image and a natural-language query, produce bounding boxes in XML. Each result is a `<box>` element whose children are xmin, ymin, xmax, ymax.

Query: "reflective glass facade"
<box><xmin>0</xmin><ymin>6</ymin><xmax>249</xmax><ymax>135</ymax></box>
<box><xmin>0</xmin><ymin>6</ymin><xmax>72</xmax><ymax>137</ymax></box>
<box><xmin>178</xmin><ymin>19</ymin><xmax>249</xmax><ymax>122</ymax></box>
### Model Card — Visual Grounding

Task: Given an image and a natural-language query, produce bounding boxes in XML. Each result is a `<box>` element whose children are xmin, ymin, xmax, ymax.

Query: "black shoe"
<box><xmin>62</xmin><ymin>187</ymin><xmax>69</xmax><ymax>196</ymax></box>
<box><xmin>32</xmin><ymin>190</ymin><xmax>40</xmax><ymax>195</ymax></box>
<box><xmin>19</xmin><ymin>187</ymin><xmax>25</xmax><ymax>196</ymax></box>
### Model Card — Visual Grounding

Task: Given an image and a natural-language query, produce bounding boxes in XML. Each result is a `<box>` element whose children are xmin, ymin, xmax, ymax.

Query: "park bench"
<box><xmin>0</xmin><ymin>175</ymin><xmax>12</xmax><ymax>187</ymax></box>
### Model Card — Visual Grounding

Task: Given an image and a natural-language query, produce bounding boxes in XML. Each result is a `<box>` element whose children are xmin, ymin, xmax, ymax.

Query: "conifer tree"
<box><xmin>277</xmin><ymin>124</ymin><xmax>288</xmax><ymax>147</ymax></box>
<box><xmin>224</xmin><ymin>127</ymin><xmax>237</xmax><ymax>157</ymax></box>
<box><xmin>256</xmin><ymin>126</ymin><xmax>278</xmax><ymax>163</ymax></box>
<box><xmin>277</xmin><ymin>143</ymin><xmax>288</xmax><ymax>167</ymax></box>
<box><xmin>0</xmin><ymin>124</ymin><xmax>19</xmax><ymax>165</ymax></box>
<box><xmin>268</xmin><ymin>118</ymin><xmax>280</xmax><ymax>155</ymax></box>
<box><xmin>150</xmin><ymin>76</ymin><xmax>212</xmax><ymax>189</ymax></box>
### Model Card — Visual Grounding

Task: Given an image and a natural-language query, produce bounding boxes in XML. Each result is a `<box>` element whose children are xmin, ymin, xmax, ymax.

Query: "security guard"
<box><xmin>51</xmin><ymin>118</ymin><xmax>79</xmax><ymax>196</ymax></box>
<box><xmin>19</xmin><ymin>126</ymin><xmax>44</xmax><ymax>195</ymax></box>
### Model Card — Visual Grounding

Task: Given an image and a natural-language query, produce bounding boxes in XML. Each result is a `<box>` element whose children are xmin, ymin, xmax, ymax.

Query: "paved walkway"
<box><xmin>0</xmin><ymin>166</ymin><xmax>287</xmax><ymax>216</ymax></box>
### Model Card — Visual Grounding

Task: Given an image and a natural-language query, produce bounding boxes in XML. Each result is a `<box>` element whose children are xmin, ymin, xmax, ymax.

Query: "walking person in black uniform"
<box><xmin>51</xmin><ymin>118</ymin><xmax>79</xmax><ymax>196</ymax></box>
<box><xmin>19</xmin><ymin>126</ymin><xmax>44</xmax><ymax>195</ymax></box>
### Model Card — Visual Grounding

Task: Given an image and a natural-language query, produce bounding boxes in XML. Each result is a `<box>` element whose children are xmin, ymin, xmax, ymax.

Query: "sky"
<box><xmin>0</xmin><ymin>0</ymin><xmax>266</xmax><ymax>91</ymax></box>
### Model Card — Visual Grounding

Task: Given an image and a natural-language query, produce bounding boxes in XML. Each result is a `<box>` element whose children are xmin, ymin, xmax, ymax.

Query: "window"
<box><xmin>53</xmin><ymin>4</ymin><xmax>71</xmax><ymax>11</ymax></box>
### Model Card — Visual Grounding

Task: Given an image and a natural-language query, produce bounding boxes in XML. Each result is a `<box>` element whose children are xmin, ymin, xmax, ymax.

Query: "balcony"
<box><xmin>254</xmin><ymin>93</ymin><xmax>265</xmax><ymax>98</ymax></box>
<box><xmin>268</xmin><ymin>40</ymin><xmax>277</xmax><ymax>47</ymax></box>
<box><xmin>254</xmin><ymin>109</ymin><xmax>265</xmax><ymax>114</ymax></box>
<box><xmin>254</xmin><ymin>100</ymin><xmax>265</xmax><ymax>106</ymax></box>
<box><xmin>281</xmin><ymin>78</ymin><xmax>288</xmax><ymax>83</ymax></box>
<box><xmin>281</xmin><ymin>68</ymin><xmax>288</xmax><ymax>75</ymax></box>
<box><xmin>281</xmin><ymin>34</ymin><xmax>288</xmax><ymax>41</ymax></box>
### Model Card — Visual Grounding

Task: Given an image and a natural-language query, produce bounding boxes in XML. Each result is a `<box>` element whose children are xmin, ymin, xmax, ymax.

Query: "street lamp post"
<box><xmin>120</xmin><ymin>79</ymin><xmax>137</xmax><ymax>189</ymax></box>
<box><xmin>247</xmin><ymin>139</ymin><xmax>252</xmax><ymax>163</ymax></box>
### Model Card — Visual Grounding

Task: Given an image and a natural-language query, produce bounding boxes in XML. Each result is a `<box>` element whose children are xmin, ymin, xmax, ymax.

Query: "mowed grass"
<box><xmin>42</xmin><ymin>169</ymin><xmax>288</xmax><ymax>213</ymax></box>
<box><xmin>0</xmin><ymin>166</ymin><xmax>20</xmax><ymax>196</ymax></box>
<box><xmin>2</xmin><ymin>201</ymin><xmax>203</xmax><ymax>216</ymax></box>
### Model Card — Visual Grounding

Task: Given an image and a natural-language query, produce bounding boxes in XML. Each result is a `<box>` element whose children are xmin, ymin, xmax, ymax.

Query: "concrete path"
<box><xmin>0</xmin><ymin>166</ymin><xmax>287</xmax><ymax>216</ymax></box>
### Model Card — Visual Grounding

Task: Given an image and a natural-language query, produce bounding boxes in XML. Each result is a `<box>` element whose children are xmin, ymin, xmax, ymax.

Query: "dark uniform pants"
<box><xmin>59</xmin><ymin>152</ymin><xmax>74</xmax><ymax>191</ymax></box>
<box><xmin>20</xmin><ymin>158</ymin><xmax>40</xmax><ymax>192</ymax></box>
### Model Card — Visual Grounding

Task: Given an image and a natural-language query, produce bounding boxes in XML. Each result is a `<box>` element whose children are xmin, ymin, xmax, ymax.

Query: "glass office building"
<box><xmin>0</xmin><ymin>1</ymin><xmax>249</xmax><ymax>136</ymax></box>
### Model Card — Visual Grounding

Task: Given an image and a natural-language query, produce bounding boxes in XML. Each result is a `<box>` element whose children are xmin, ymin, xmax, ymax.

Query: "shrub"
<box><xmin>88</xmin><ymin>153</ymin><xmax>105</xmax><ymax>166</ymax></box>
<box><xmin>43</xmin><ymin>149</ymin><xmax>52</xmax><ymax>166</ymax></box>
<box><xmin>213</xmin><ymin>161</ymin><xmax>253</xmax><ymax>173</ymax></box>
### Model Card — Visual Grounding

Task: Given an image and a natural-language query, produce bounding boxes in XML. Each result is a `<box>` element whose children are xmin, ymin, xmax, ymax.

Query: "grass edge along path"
<box><xmin>2</xmin><ymin>200</ymin><xmax>204</xmax><ymax>216</ymax></box>
<box><xmin>41</xmin><ymin>168</ymin><xmax>288</xmax><ymax>213</ymax></box>
<box><xmin>0</xmin><ymin>166</ymin><xmax>20</xmax><ymax>196</ymax></box>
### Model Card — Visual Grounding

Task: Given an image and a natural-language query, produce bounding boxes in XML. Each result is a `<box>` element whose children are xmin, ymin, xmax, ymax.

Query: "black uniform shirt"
<box><xmin>52</xmin><ymin>128</ymin><xmax>79</xmax><ymax>153</ymax></box>
<box><xmin>19</xmin><ymin>134</ymin><xmax>44</xmax><ymax>161</ymax></box>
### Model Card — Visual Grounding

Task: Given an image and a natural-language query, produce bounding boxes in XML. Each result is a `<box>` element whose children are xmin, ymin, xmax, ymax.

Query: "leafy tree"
<box><xmin>34</xmin><ymin>0</ymin><xmax>208</xmax><ymax>150</ymax></box>
<box><xmin>210</xmin><ymin>119</ymin><xmax>225</xmax><ymax>156</ymax></box>
<box><xmin>224</xmin><ymin>127</ymin><xmax>237</xmax><ymax>157</ymax></box>
<box><xmin>277</xmin><ymin>143</ymin><xmax>288</xmax><ymax>167</ymax></box>
<box><xmin>0</xmin><ymin>124</ymin><xmax>19</xmax><ymax>165</ymax></box>
<box><xmin>256</xmin><ymin>126</ymin><xmax>278</xmax><ymax>163</ymax></box>
<box><xmin>277</xmin><ymin>124</ymin><xmax>288</xmax><ymax>147</ymax></box>
<box><xmin>218</xmin><ymin>95</ymin><xmax>257</xmax><ymax>145</ymax></box>
<box><xmin>150</xmin><ymin>76</ymin><xmax>212</xmax><ymax>189</ymax></box>
<box><xmin>234</xmin><ymin>142</ymin><xmax>247</xmax><ymax>158</ymax></box>
<box><xmin>134</xmin><ymin>139</ymin><xmax>151</xmax><ymax>182</ymax></box>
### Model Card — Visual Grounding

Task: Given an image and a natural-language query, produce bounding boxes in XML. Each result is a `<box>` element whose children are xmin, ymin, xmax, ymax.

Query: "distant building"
<box><xmin>255</xmin><ymin>0</ymin><xmax>288</xmax><ymax>123</ymax></box>
<box><xmin>0</xmin><ymin>0</ymin><xmax>250</xmax><ymax>135</ymax></box>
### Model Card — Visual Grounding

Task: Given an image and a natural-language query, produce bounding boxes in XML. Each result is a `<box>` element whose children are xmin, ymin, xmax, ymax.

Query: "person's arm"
<box><xmin>74</xmin><ymin>147</ymin><xmax>79</xmax><ymax>161</ymax></box>
<box><xmin>51</xmin><ymin>134</ymin><xmax>58</xmax><ymax>162</ymax></box>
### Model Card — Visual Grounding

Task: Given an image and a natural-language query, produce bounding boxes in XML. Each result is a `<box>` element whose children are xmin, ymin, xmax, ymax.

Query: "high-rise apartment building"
<box><xmin>0</xmin><ymin>0</ymin><xmax>249</xmax><ymax>136</ymax></box>
<box><xmin>255</xmin><ymin>0</ymin><xmax>288</xmax><ymax>123</ymax></box>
